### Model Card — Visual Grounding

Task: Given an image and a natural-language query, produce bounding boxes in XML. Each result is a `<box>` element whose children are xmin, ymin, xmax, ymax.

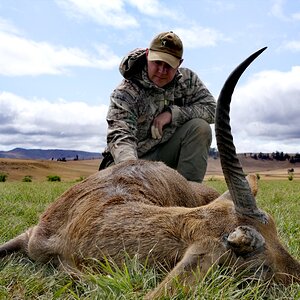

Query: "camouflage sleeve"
<box><xmin>170</xmin><ymin>69</ymin><xmax>216</xmax><ymax>126</ymax></box>
<box><xmin>106</xmin><ymin>86</ymin><xmax>139</xmax><ymax>164</ymax></box>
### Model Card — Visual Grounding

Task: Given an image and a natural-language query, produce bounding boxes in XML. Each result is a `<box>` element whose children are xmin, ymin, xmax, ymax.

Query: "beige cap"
<box><xmin>148</xmin><ymin>31</ymin><xmax>183</xmax><ymax>68</ymax></box>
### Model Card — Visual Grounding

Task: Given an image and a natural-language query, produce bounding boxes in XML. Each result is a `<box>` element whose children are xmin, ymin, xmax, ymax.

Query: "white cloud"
<box><xmin>280</xmin><ymin>40</ymin><xmax>300</xmax><ymax>52</ymax></box>
<box><xmin>270</xmin><ymin>0</ymin><xmax>300</xmax><ymax>22</ymax></box>
<box><xmin>0</xmin><ymin>29</ymin><xmax>120</xmax><ymax>76</ymax></box>
<box><xmin>127</xmin><ymin>0</ymin><xmax>179</xmax><ymax>19</ymax></box>
<box><xmin>292</xmin><ymin>12</ymin><xmax>300</xmax><ymax>20</ymax></box>
<box><xmin>270</xmin><ymin>0</ymin><xmax>287</xmax><ymax>20</ymax></box>
<box><xmin>204</xmin><ymin>0</ymin><xmax>235</xmax><ymax>13</ymax></box>
<box><xmin>56</xmin><ymin>0</ymin><xmax>139</xmax><ymax>28</ymax></box>
<box><xmin>57</xmin><ymin>0</ymin><xmax>180</xmax><ymax>27</ymax></box>
<box><xmin>0</xmin><ymin>92</ymin><xmax>108</xmax><ymax>152</ymax></box>
<box><xmin>0</xmin><ymin>17</ymin><xmax>21</xmax><ymax>35</ymax></box>
<box><xmin>228</xmin><ymin>66</ymin><xmax>300</xmax><ymax>153</ymax></box>
<box><xmin>173</xmin><ymin>26</ymin><xmax>225</xmax><ymax>48</ymax></box>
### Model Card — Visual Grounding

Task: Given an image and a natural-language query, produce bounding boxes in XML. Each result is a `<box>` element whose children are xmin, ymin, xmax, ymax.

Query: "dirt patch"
<box><xmin>0</xmin><ymin>158</ymin><xmax>100</xmax><ymax>182</ymax></box>
<box><xmin>205</xmin><ymin>156</ymin><xmax>299</xmax><ymax>180</ymax></box>
<box><xmin>0</xmin><ymin>157</ymin><xmax>299</xmax><ymax>182</ymax></box>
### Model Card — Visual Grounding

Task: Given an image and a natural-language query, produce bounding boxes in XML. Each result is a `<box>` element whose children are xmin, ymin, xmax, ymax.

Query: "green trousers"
<box><xmin>141</xmin><ymin>118</ymin><xmax>212</xmax><ymax>183</ymax></box>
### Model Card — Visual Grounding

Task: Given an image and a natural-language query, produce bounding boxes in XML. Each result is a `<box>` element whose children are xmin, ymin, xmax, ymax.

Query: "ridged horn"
<box><xmin>215</xmin><ymin>47</ymin><xmax>268</xmax><ymax>224</ymax></box>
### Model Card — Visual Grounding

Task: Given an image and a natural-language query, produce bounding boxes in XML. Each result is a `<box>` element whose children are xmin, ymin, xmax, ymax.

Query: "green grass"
<box><xmin>0</xmin><ymin>180</ymin><xmax>299</xmax><ymax>299</ymax></box>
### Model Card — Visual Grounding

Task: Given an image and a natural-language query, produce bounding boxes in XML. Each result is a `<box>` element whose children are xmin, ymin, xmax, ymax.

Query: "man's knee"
<box><xmin>184</xmin><ymin>118</ymin><xmax>212</xmax><ymax>145</ymax></box>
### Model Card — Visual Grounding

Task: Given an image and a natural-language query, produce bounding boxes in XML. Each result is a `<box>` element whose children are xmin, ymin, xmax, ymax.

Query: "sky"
<box><xmin>0</xmin><ymin>0</ymin><xmax>299</xmax><ymax>154</ymax></box>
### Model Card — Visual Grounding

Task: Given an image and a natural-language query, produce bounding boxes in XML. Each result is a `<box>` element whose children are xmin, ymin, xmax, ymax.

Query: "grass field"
<box><xmin>0</xmin><ymin>179</ymin><xmax>299</xmax><ymax>299</ymax></box>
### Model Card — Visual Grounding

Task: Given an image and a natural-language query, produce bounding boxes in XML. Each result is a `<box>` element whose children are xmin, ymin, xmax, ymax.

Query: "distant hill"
<box><xmin>0</xmin><ymin>148</ymin><xmax>101</xmax><ymax>160</ymax></box>
<box><xmin>0</xmin><ymin>156</ymin><xmax>299</xmax><ymax>182</ymax></box>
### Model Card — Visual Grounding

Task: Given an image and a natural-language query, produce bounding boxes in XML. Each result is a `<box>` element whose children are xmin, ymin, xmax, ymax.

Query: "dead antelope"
<box><xmin>0</xmin><ymin>48</ymin><xmax>299</xmax><ymax>299</ymax></box>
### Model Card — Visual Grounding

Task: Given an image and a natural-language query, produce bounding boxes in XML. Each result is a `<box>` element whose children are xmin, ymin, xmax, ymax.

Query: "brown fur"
<box><xmin>0</xmin><ymin>160</ymin><xmax>299</xmax><ymax>299</ymax></box>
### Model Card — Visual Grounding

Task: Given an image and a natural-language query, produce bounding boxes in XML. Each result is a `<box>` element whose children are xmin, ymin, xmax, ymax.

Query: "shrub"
<box><xmin>47</xmin><ymin>175</ymin><xmax>61</xmax><ymax>182</ymax></box>
<box><xmin>22</xmin><ymin>175</ymin><xmax>33</xmax><ymax>182</ymax></box>
<box><xmin>75</xmin><ymin>176</ymin><xmax>86</xmax><ymax>182</ymax></box>
<box><xmin>288</xmin><ymin>174</ymin><xmax>293</xmax><ymax>181</ymax></box>
<box><xmin>0</xmin><ymin>173</ymin><xmax>7</xmax><ymax>182</ymax></box>
<box><xmin>207</xmin><ymin>176</ymin><xmax>218</xmax><ymax>182</ymax></box>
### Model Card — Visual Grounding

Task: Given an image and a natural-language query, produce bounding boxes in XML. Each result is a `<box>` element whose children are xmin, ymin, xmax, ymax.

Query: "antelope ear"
<box><xmin>226</xmin><ymin>226</ymin><xmax>265</xmax><ymax>256</ymax></box>
<box><xmin>246</xmin><ymin>174</ymin><xmax>258</xmax><ymax>197</ymax></box>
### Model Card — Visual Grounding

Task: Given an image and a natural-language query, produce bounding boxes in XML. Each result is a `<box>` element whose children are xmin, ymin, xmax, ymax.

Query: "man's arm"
<box><xmin>170</xmin><ymin>68</ymin><xmax>216</xmax><ymax>127</ymax></box>
<box><xmin>106</xmin><ymin>89</ymin><xmax>139</xmax><ymax>163</ymax></box>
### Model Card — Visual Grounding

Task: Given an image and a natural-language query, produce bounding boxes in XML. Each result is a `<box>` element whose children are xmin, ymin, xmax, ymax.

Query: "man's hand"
<box><xmin>151</xmin><ymin>111</ymin><xmax>172</xmax><ymax>139</ymax></box>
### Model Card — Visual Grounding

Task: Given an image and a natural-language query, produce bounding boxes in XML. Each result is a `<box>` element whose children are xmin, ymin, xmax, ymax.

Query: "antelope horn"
<box><xmin>215</xmin><ymin>47</ymin><xmax>268</xmax><ymax>224</ymax></box>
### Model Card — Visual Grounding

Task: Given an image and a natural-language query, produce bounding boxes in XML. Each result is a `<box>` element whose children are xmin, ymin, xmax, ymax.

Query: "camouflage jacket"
<box><xmin>106</xmin><ymin>48</ymin><xmax>216</xmax><ymax>163</ymax></box>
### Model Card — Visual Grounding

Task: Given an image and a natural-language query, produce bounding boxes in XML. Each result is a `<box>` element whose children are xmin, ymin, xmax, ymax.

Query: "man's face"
<box><xmin>146</xmin><ymin>52</ymin><xmax>180</xmax><ymax>87</ymax></box>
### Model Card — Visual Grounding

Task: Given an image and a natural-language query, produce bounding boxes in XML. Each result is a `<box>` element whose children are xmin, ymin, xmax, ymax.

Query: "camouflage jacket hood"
<box><xmin>106</xmin><ymin>48</ymin><xmax>216</xmax><ymax>164</ymax></box>
<box><xmin>119</xmin><ymin>48</ymin><xmax>147</xmax><ymax>80</ymax></box>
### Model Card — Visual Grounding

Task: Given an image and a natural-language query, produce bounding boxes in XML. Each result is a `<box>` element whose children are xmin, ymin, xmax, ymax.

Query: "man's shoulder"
<box><xmin>177</xmin><ymin>67</ymin><xmax>201</xmax><ymax>86</ymax></box>
<box><xmin>115</xmin><ymin>78</ymin><xmax>140</xmax><ymax>90</ymax></box>
<box><xmin>112</xmin><ymin>79</ymin><xmax>142</xmax><ymax>100</ymax></box>
<box><xmin>178</xmin><ymin>67</ymin><xmax>197</xmax><ymax>77</ymax></box>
